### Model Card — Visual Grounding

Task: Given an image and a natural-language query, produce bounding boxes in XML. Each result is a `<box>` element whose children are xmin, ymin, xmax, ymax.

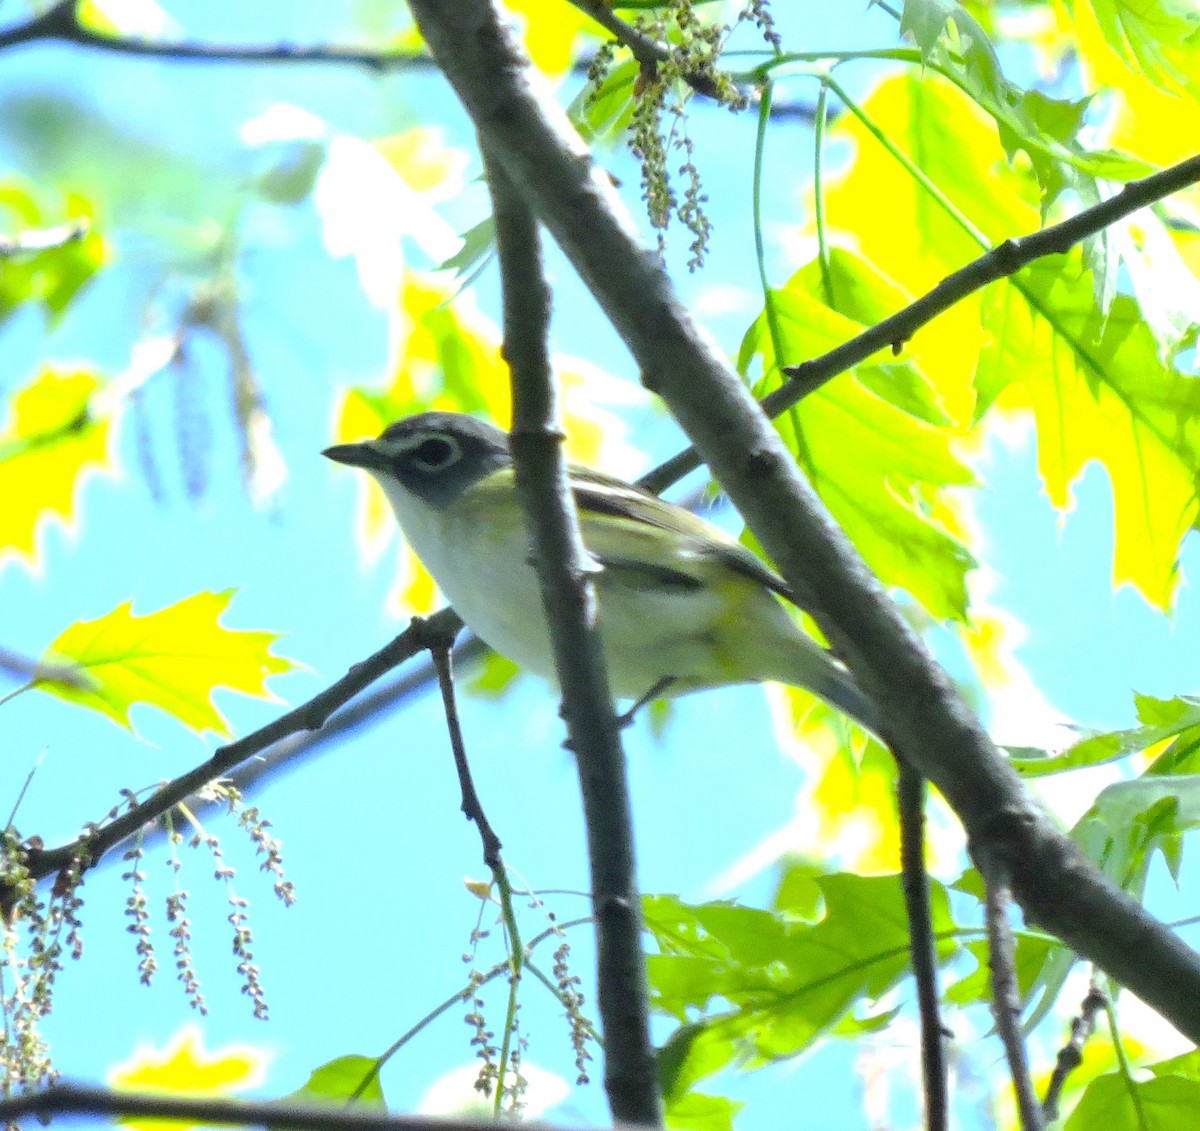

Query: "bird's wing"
<box><xmin>567</xmin><ymin>465</ymin><xmax>797</xmax><ymax>602</ymax></box>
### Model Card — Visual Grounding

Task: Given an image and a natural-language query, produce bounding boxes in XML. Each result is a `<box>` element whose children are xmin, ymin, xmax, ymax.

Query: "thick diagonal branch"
<box><xmin>405</xmin><ymin>0</ymin><xmax>1200</xmax><ymax>1043</ymax></box>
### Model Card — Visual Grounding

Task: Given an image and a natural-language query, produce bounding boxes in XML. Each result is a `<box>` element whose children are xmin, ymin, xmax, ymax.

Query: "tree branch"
<box><xmin>429</xmin><ymin>636</ymin><xmax>502</xmax><ymax>869</ymax></box>
<box><xmin>0</xmin><ymin>0</ymin><xmax>416</xmax><ymax>69</ymax></box>
<box><xmin>641</xmin><ymin>151</ymin><xmax>1200</xmax><ymax>494</ymax></box>
<box><xmin>486</xmin><ymin>150</ymin><xmax>661</xmax><ymax>1125</ymax></box>
<box><xmin>565</xmin><ymin>0</ymin><xmax>725</xmax><ymax>100</ymax></box>
<box><xmin>1042</xmin><ymin>981</ymin><xmax>1107</xmax><ymax>1122</ymax></box>
<box><xmin>982</xmin><ymin>860</ymin><xmax>1045</xmax><ymax>1131</ymax></box>
<box><xmin>6</xmin><ymin>609</ymin><xmax>464</xmax><ymax>900</ymax></box>
<box><xmin>0</xmin><ymin>1081</ymin><xmax>550</xmax><ymax>1131</ymax></box>
<box><xmin>404</xmin><ymin>0</ymin><xmax>1200</xmax><ymax>1045</ymax></box>
<box><xmin>897</xmin><ymin>761</ymin><xmax>948</xmax><ymax>1131</ymax></box>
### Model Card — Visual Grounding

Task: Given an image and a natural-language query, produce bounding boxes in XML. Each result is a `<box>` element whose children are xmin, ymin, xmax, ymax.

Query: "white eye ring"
<box><xmin>408</xmin><ymin>433</ymin><xmax>460</xmax><ymax>473</ymax></box>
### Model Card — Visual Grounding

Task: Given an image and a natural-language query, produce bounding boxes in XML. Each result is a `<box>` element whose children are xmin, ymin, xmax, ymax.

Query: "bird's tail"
<box><xmin>808</xmin><ymin>664</ymin><xmax>880</xmax><ymax>735</ymax></box>
<box><xmin>769</xmin><ymin>634</ymin><xmax>880</xmax><ymax>734</ymax></box>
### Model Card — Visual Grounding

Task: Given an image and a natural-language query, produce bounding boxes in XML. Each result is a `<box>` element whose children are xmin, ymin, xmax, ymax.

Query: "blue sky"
<box><xmin>2</xmin><ymin>3</ymin><xmax>1198</xmax><ymax>1129</ymax></box>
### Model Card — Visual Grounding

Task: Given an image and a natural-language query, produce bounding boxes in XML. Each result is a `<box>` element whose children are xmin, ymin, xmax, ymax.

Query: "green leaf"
<box><xmin>1072</xmin><ymin>776</ymin><xmax>1200</xmax><ymax>898</ymax></box>
<box><xmin>664</xmin><ymin>1090</ymin><xmax>743</xmax><ymax>1131</ymax></box>
<box><xmin>0</xmin><ymin>183</ymin><xmax>106</xmax><ymax>324</ymax></box>
<box><xmin>943</xmin><ymin>933</ymin><xmax>1063</xmax><ymax>1018</ymax></box>
<box><xmin>823</xmin><ymin>75</ymin><xmax>1200</xmax><ymax>604</ymax></box>
<box><xmin>1010</xmin><ymin>695</ymin><xmax>1200</xmax><ymax>777</ymax></box>
<box><xmin>438</xmin><ymin>217</ymin><xmax>495</xmax><ymax>282</ymax></box>
<box><xmin>1149</xmin><ymin>1049</ymin><xmax>1200</xmax><ymax>1079</ymax></box>
<box><xmin>286</xmin><ymin>1056</ymin><xmax>386</xmax><ymax>1107</ymax></box>
<box><xmin>33</xmin><ymin>590</ymin><xmax>296</xmax><ymax>737</ymax></box>
<box><xmin>1066</xmin><ymin>1072</ymin><xmax>1200</xmax><ymax>1131</ymax></box>
<box><xmin>740</xmin><ymin>261</ymin><xmax>977</xmax><ymax>620</ymax></box>
<box><xmin>568</xmin><ymin>56</ymin><xmax>639</xmax><ymax>144</ymax></box>
<box><xmin>646</xmin><ymin>874</ymin><xmax>959</xmax><ymax>1099</ymax></box>
<box><xmin>900</xmin><ymin>0</ymin><xmax>1155</xmax><ymax>210</ymax></box>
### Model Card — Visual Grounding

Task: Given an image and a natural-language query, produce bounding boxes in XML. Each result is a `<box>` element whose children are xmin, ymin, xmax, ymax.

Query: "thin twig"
<box><xmin>0</xmin><ymin>0</ymin><xmax>415</xmax><ymax>69</ymax></box>
<box><xmin>897</xmin><ymin>760</ymin><xmax>948</xmax><ymax>1131</ymax></box>
<box><xmin>226</xmin><ymin>634</ymin><xmax>486</xmax><ymax>796</ymax></box>
<box><xmin>2</xmin><ymin>609</ymin><xmax>464</xmax><ymax>903</ymax></box>
<box><xmin>425</xmin><ymin>631</ymin><xmax>528</xmax><ymax>1116</ymax></box>
<box><xmin>0</xmin><ymin>0</ymin><xmax>822</xmax><ymax>124</ymax></box>
<box><xmin>427</xmin><ymin>632</ymin><xmax>501</xmax><ymax>868</ymax></box>
<box><xmin>1041</xmin><ymin>980</ymin><xmax>1107</xmax><ymax>1122</ymax></box>
<box><xmin>982</xmin><ymin>858</ymin><xmax>1045</xmax><ymax>1131</ymax></box>
<box><xmin>485</xmin><ymin>149</ymin><xmax>661</xmax><ymax>1126</ymax></box>
<box><xmin>0</xmin><ymin>1082</ymin><xmax>535</xmax><ymax>1131</ymax></box>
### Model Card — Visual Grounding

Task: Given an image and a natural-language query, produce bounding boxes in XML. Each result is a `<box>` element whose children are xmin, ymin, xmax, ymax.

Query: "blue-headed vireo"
<box><xmin>324</xmin><ymin>412</ymin><xmax>878</xmax><ymax>732</ymax></box>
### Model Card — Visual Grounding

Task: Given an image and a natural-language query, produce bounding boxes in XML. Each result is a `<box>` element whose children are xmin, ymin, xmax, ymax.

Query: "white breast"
<box><xmin>375</xmin><ymin>475</ymin><xmax>558</xmax><ymax>680</ymax></box>
<box><xmin>372</xmin><ymin>472</ymin><xmax>802</xmax><ymax>700</ymax></box>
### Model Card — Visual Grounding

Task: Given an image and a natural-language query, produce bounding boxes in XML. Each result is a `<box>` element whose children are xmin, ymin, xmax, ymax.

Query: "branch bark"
<box><xmin>404</xmin><ymin>0</ymin><xmax>1200</xmax><ymax>1044</ymax></box>
<box><xmin>5</xmin><ymin>610</ymin><xmax>465</xmax><ymax>899</ymax></box>
<box><xmin>487</xmin><ymin>151</ymin><xmax>661</xmax><ymax>1125</ymax></box>
<box><xmin>0</xmin><ymin>1082</ymin><xmax>558</xmax><ymax>1131</ymax></box>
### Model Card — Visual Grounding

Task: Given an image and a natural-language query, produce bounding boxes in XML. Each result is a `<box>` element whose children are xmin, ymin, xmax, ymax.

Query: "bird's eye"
<box><xmin>409</xmin><ymin>435</ymin><xmax>458</xmax><ymax>472</ymax></box>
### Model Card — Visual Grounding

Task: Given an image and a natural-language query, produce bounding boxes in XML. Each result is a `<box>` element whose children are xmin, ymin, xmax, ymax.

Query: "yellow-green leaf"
<box><xmin>34</xmin><ymin>591</ymin><xmax>295</xmax><ymax>736</ymax></box>
<box><xmin>976</xmin><ymin>257</ymin><xmax>1200</xmax><ymax>608</ymax></box>
<box><xmin>740</xmin><ymin>259</ymin><xmax>978</xmax><ymax>621</ymax></box>
<box><xmin>287</xmin><ymin>1055</ymin><xmax>386</xmax><ymax>1108</ymax></box>
<box><xmin>0</xmin><ymin>365</ymin><xmax>111</xmax><ymax>571</ymax></box>
<box><xmin>1078</xmin><ymin>0</ymin><xmax>1200</xmax><ymax>93</ymax></box>
<box><xmin>0</xmin><ymin>183</ymin><xmax>107</xmax><ymax>325</ymax></box>
<box><xmin>822</xmin><ymin>72</ymin><xmax>1200</xmax><ymax>608</ymax></box>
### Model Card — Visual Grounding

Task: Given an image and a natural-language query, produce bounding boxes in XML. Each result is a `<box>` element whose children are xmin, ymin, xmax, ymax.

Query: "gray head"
<box><xmin>323</xmin><ymin>411</ymin><xmax>512</xmax><ymax>508</ymax></box>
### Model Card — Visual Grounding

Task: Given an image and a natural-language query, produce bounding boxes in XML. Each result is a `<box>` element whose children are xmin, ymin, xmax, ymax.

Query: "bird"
<box><xmin>323</xmin><ymin>411</ymin><xmax>878</xmax><ymax>732</ymax></box>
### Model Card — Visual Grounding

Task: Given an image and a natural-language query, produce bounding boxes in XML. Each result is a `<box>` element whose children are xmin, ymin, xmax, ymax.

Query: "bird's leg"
<box><xmin>616</xmin><ymin>676</ymin><xmax>677</xmax><ymax>729</ymax></box>
<box><xmin>559</xmin><ymin>676</ymin><xmax>677</xmax><ymax>751</ymax></box>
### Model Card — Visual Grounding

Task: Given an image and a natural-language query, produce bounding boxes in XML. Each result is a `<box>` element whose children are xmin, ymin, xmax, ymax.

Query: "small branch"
<box><xmin>426</xmin><ymin>634</ymin><xmax>528</xmax><ymax>1117</ymax></box>
<box><xmin>0</xmin><ymin>0</ymin><xmax>815</xmax><ymax>120</ymax></box>
<box><xmin>638</xmin><ymin>151</ymin><xmax>1200</xmax><ymax>495</ymax></box>
<box><xmin>6</xmin><ymin>609</ymin><xmax>464</xmax><ymax>899</ymax></box>
<box><xmin>982</xmin><ymin>858</ymin><xmax>1045</xmax><ymax>1131</ymax></box>
<box><xmin>897</xmin><ymin>760</ymin><xmax>948</xmax><ymax>1131</ymax></box>
<box><xmin>226</xmin><ymin>634</ymin><xmax>487</xmax><ymax>797</ymax></box>
<box><xmin>428</xmin><ymin>635</ymin><xmax>502</xmax><ymax>869</ymax></box>
<box><xmin>0</xmin><ymin>219</ymin><xmax>87</xmax><ymax>257</ymax></box>
<box><xmin>485</xmin><ymin>151</ymin><xmax>660</xmax><ymax>1125</ymax></box>
<box><xmin>566</xmin><ymin>0</ymin><xmax>724</xmax><ymax>99</ymax></box>
<box><xmin>0</xmin><ymin>1081</ymin><xmax>526</xmax><ymax>1131</ymax></box>
<box><xmin>0</xmin><ymin>644</ymin><xmax>86</xmax><ymax>689</ymax></box>
<box><xmin>1042</xmin><ymin>980</ymin><xmax>1107</xmax><ymax>1122</ymax></box>
<box><xmin>0</xmin><ymin>0</ymin><xmax>418</xmax><ymax>70</ymax></box>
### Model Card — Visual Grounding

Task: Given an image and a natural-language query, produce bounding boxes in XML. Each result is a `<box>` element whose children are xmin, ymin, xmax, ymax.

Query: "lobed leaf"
<box><xmin>646</xmin><ymin>873</ymin><xmax>959</xmax><ymax>1100</ymax></box>
<box><xmin>34</xmin><ymin>590</ymin><xmax>296</xmax><ymax>737</ymax></box>
<box><xmin>741</xmin><ymin>253</ymin><xmax>978</xmax><ymax>620</ymax></box>
<box><xmin>0</xmin><ymin>365</ymin><xmax>111</xmax><ymax>571</ymax></box>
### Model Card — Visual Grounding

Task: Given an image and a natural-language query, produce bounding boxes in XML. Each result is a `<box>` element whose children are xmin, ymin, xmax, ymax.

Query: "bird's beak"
<box><xmin>322</xmin><ymin>440</ymin><xmax>390</xmax><ymax>472</ymax></box>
